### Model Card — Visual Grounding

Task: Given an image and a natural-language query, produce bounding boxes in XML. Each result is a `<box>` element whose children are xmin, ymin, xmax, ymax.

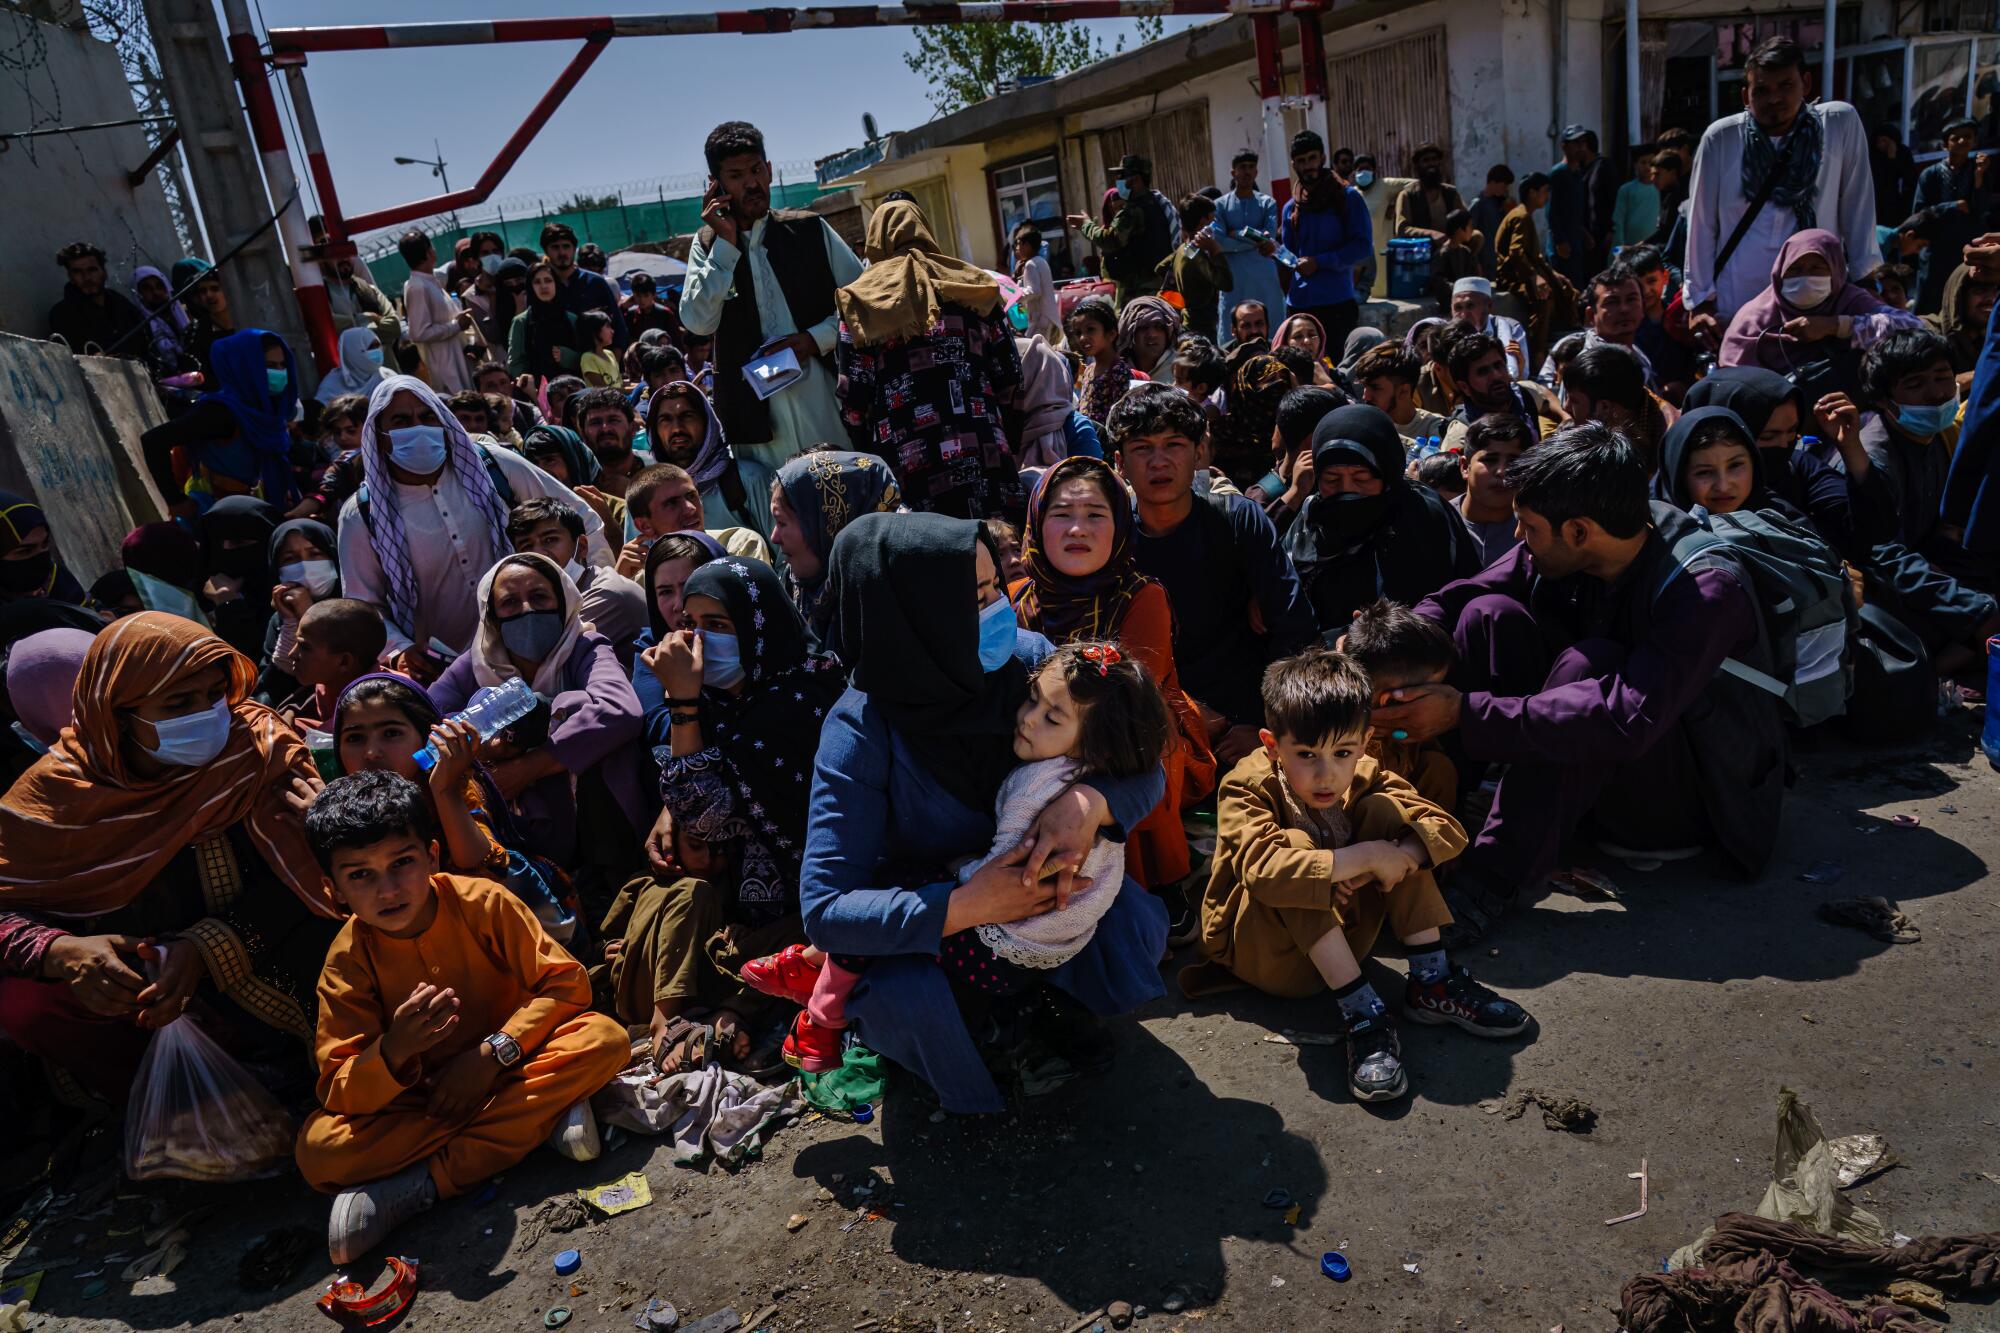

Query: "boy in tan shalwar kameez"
<box><xmin>1181</xmin><ymin>649</ymin><xmax>1531</xmax><ymax>1103</ymax></box>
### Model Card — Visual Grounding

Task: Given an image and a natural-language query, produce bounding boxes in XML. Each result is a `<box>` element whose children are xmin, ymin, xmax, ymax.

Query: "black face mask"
<box><xmin>1306</xmin><ymin>489</ymin><xmax>1394</xmax><ymax>547</ymax></box>
<box><xmin>0</xmin><ymin>551</ymin><xmax>53</xmax><ymax>596</ymax></box>
<box><xmin>210</xmin><ymin>545</ymin><xmax>266</xmax><ymax>581</ymax></box>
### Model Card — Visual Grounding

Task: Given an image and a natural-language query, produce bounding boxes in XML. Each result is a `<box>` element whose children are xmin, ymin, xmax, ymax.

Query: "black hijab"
<box><xmin>1655</xmin><ymin>405</ymin><xmax>1774</xmax><ymax>513</ymax></box>
<box><xmin>524</xmin><ymin>271</ymin><xmax>578</xmax><ymax>380</ymax></box>
<box><xmin>493</xmin><ymin>257</ymin><xmax>528</xmax><ymax>331</ymax></box>
<box><xmin>267</xmin><ymin>516</ymin><xmax>339</xmax><ymax>579</ymax></box>
<box><xmin>1283</xmin><ymin>405</ymin><xmax>1408</xmax><ymax>576</ymax></box>
<box><xmin>1680</xmin><ymin>368</ymin><xmax>1811</xmax><ymax>518</ymax></box>
<box><xmin>825</xmin><ymin>511</ymin><xmax>1026</xmax><ymax>813</ymax></box>
<box><xmin>682</xmin><ymin>556</ymin><xmax>847</xmax><ymax>890</ymax></box>
<box><xmin>199</xmin><ymin>496</ymin><xmax>282</xmax><ymax>596</ymax></box>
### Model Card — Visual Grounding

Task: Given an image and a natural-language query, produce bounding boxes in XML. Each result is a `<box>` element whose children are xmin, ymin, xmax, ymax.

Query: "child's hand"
<box><xmin>271</xmin><ymin>582</ymin><xmax>313</xmax><ymax>623</ymax></box>
<box><xmin>283</xmin><ymin>771</ymin><xmax>326</xmax><ymax>816</ymax></box>
<box><xmin>426</xmin><ymin>1044</ymin><xmax>503</xmax><ymax>1119</ymax></box>
<box><xmin>382</xmin><ymin>982</ymin><xmax>460</xmax><ymax>1071</ymax></box>
<box><xmin>424</xmin><ymin>718</ymin><xmax>478</xmax><ymax>790</ymax></box>
<box><xmin>1337</xmin><ymin>839</ymin><xmax>1419</xmax><ymax>892</ymax></box>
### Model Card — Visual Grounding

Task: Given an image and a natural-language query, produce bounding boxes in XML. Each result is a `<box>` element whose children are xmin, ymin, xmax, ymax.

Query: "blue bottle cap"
<box><xmin>852</xmin><ymin>1103</ymin><xmax>874</xmax><ymax>1123</ymax></box>
<box><xmin>1321</xmin><ymin>1251</ymin><xmax>1350</xmax><ymax>1281</ymax></box>
<box><xmin>553</xmin><ymin>1249</ymin><xmax>581</xmax><ymax>1275</ymax></box>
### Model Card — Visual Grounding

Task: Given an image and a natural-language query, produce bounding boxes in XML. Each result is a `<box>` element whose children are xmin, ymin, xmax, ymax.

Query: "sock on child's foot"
<box><xmin>1407</xmin><ymin>945</ymin><xmax>1450</xmax><ymax>985</ymax></box>
<box><xmin>1332</xmin><ymin>975</ymin><xmax>1386</xmax><ymax>1025</ymax></box>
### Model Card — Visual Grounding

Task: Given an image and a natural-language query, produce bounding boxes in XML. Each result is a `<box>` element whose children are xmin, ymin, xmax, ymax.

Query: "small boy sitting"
<box><xmin>296</xmin><ymin>771</ymin><xmax>629</xmax><ymax>1264</ymax></box>
<box><xmin>1339</xmin><ymin>598</ymin><xmax>1459</xmax><ymax>810</ymax></box>
<box><xmin>1183</xmin><ymin>649</ymin><xmax>1530</xmax><ymax>1104</ymax></box>
<box><xmin>1428</xmin><ymin>208</ymin><xmax>1486</xmax><ymax>309</ymax></box>
<box><xmin>278</xmin><ymin>598</ymin><xmax>386</xmax><ymax>729</ymax></box>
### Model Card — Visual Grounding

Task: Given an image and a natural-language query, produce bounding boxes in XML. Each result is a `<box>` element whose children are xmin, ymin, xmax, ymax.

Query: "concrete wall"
<box><xmin>0</xmin><ymin>16</ymin><xmax>184</xmax><ymax>343</ymax></box>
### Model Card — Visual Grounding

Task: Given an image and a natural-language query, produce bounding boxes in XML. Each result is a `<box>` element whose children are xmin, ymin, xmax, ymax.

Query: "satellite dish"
<box><xmin>863</xmin><ymin>112</ymin><xmax>880</xmax><ymax>142</ymax></box>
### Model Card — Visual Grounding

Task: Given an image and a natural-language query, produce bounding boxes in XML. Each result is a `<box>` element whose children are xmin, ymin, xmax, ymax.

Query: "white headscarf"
<box><xmin>468</xmin><ymin>551</ymin><xmax>585</xmax><ymax>697</ymax></box>
<box><xmin>317</xmin><ymin>325</ymin><xmax>393</xmax><ymax>405</ymax></box>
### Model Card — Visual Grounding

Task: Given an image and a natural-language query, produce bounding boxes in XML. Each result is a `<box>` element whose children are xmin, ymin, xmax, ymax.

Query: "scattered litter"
<box><xmin>1890</xmin><ymin>814</ymin><xmax>1920</xmax><ymax>828</ymax></box>
<box><xmin>1825</xmin><ymin>1133</ymin><xmax>1899</xmax><ymax>1187</ymax></box>
<box><xmin>683</xmin><ymin>1308</ymin><xmax>741</xmax><ymax>1333</ymax></box>
<box><xmin>1884</xmin><ymin>1279</ymin><xmax>1945</xmax><ymax>1314</ymax></box>
<box><xmin>1980</xmin><ymin>1172</ymin><xmax>2000</xmax><ymax>1186</ymax></box>
<box><xmin>1283</xmin><ymin>1204</ymin><xmax>1300</xmax><ymax>1225</ymax></box>
<box><xmin>1817</xmin><ymin>897</ymin><xmax>1920</xmax><ymax>944</ymax></box>
<box><xmin>853</xmin><ymin>1319</ymin><xmax>880</xmax><ymax>1333</ymax></box>
<box><xmin>316</xmin><ymin>1255</ymin><xmax>418</xmax><ymax>1325</ymax></box>
<box><xmin>1605</xmin><ymin>1159</ymin><xmax>1649</xmax><ymax>1226</ymax></box>
<box><xmin>1160</xmin><ymin>1287</ymin><xmax>1188</xmax><ymax>1313</ymax></box>
<box><xmin>1059</xmin><ymin>1311</ymin><xmax>1104</xmax><ymax>1333</ymax></box>
<box><xmin>743</xmin><ymin>1306</ymin><xmax>778</xmax><ymax>1332</ymax></box>
<box><xmin>81</xmin><ymin>1279</ymin><xmax>107</xmax><ymax>1300</ymax></box>
<box><xmin>515</xmin><ymin>1194</ymin><xmax>592</xmax><ymax>1252</ymax></box>
<box><xmin>851</xmin><ymin>1104</ymin><xmax>874</xmax><ymax>1124</ymax></box>
<box><xmin>1261</xmin><ymin>1029</ymin><xmax>1341</xmax><ymax>1048</ymax></box>
<box><xmin>1106</xmin><ymin>1299</ymin><xmax>1134</xmax><ymax>1328</ymax></box>
<box><xmin>785</xmin><ymin>1214</ymin><xmax>808</xmax><ymax>1233</ymax></box>
<box><xmin>1261</xmin><ymin>1188</ymin><xmax>1292</xmax><ymax>1209</ymax></box>
<box><xmin>1939</xmin><ymin>804</ymin><xmax>1958</xmax><ymax>815</ymax></box>
<box><xmin>120</xmin><ymin>1234</ymin><xmax>186</xmax><ymax>1282</ymax></box>
<box><xmin>1320</xmin><ymin>1252</ymin><xmax>1350</xmax><ymax>1281</ymax></box>
<box><xmin>545</xmin><ymin>1308</ymin><xmax>573</xmax><ymax>1329</ymax></box>
<box><xmin>1269</xmin><ymin>1275</ymin><xmax>1285</xmax><ymax>1287</ymax></box>
<box><xmin>553</xmin><ymin>1249</ymin><xmax>582</xmax><ymax>1276</ymax></box>
<box><xmin>1480</xmin><ymin>1088</ymin><xmax>1598</xmax><ymax>1133</ymax></box>
<box><xmin>1402</xmin><ymin>1263</ymin><xmax>1421</xmax><ymax>1274</ymax></box>
<box><xmin>1801</xmin><ymin>1012</ymin><xmax>1817</xmax><ymax>1024</ymax></box>
<box><xmin>239</xmin><ymin>1227</ymin><xmax>317</xmax><ymax>1292</ymax></box>
<box><xmin>1797</xmin><ymin>861</ymin><xmax>1844</xmax><ymax>885</ymax></box>
<box><xmin>579</xmin><ymin>1172</ymin><xmax>653</xmax><ymax>1217</ymax></box>
<box><xmin>1548</xmin><ymin>866</ymin><xmax>1620</xmax><ymax>900</ymax></box>
<box><xmin>631</xmin><ymin>1297</ymin><xmax>680</xmax><ymax>1330</ymax></box>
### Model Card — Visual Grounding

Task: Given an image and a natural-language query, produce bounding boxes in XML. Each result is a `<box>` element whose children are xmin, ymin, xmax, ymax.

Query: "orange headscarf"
<box><xmin>0</xmin><ymin>612</ymin><xmax>334</xmax><ymax>918</ymax></box>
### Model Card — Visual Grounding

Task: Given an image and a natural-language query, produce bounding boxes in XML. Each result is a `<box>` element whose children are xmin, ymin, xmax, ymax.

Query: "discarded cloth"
<box><xmin>595</xmin><ymin>1055</ymin><xmax>800</xmax><ymax>1165</ymax></box>
<box><xmin>1817</xmin><ymin>897</ymin><xmax>1921</xmax><ymax>943</ymax></box>
<box><xmin>1479</xmin><ymin>1087</ymin><xmax>1598</xmax><ymax>1132</ymax></box>
<box><xmin>1619</xmin><ymin>1253</ymin><xmax>1939</xmax><ymax>1333</ymax></box>
<box><xmin>796</xmin><ymin>1041</ymin><xmax>886</xmax><ymax>1115</ymax></box>
<box><xmin>1702</xmin><ymin>1213</ymin><xmax>2000</xmax><ymax>1292</ymax></box>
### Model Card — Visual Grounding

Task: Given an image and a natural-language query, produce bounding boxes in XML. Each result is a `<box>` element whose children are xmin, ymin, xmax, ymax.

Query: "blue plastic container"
<box><xmin>1982</xmin><ymin>636</ymin><xmax>2000</xmax><ymax>770</ymax></box>
<box><xmin>1386</xmin><ymin>237</ymin><xmax>1433</xmax><ymax>300</ymax></box>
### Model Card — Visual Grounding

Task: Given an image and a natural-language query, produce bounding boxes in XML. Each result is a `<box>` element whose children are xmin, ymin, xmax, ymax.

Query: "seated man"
<box><xmin>1376</xmin><ymin>423</ymin><xmax>1786</xmax><ymax>942</ymax></box>
<box><xmin>507</xmin><ymin>498</ymin><xmax>647</xmax><ymax>664</ymax></box>
<box><xmin>1352</xmin><ymin>343</ymin><xmax>1449</xmax><ymax>447</ymax></box>
<box><xmin>1453</xmin><ymin>414</ymin><xmax>1532</xmax><ymax>566</ymax></box>
<box><xmin>1227</xmin><ymin>299</ymin><xmax>1271</xmax><ymax>352</ymax></box>
<box><xmin>643</xmin><ymin>380</ymin><xmax>774</xmax><ymax>539</ymax></box>
<box><xmin>1115</xmin><ymin>384</ymin><xmax>1317</xmax><ymax>765</ymax></box>
<box><xmin>1184</xmin><ymin>648</ymin><xmax>1527</xmax><ymax>1105</ymax></box>
<box><xmin>615</xmin><ymin>463</ymin><xmax>772</xmax><ymax>579</ymax></box>
<box><xmin>444</xmin><ymin>390</ymin><xmax>501</xmax><ymax>444</ymax></box>
<box><xmin>1540</xmin><ymin>264</ymin><xmax>1656</xmax><ymax>390</ymax></box>
<box><xmin>1448</xmin><ymin>278</ymin><xmax>1531</xmax><ymax>381</ymax></box>
<box><xmin>296</xmin><ymin>772</ymin><xmax>629</xmax><ymax>1264</ymax></box>
<box><xmin>1558</xmin><ymin>342</ymin><xmax>1672</xmax><ymax>469</ymax></box>
<box><xmin>1439</xmin><ymin>328</ymin><xmax>1547</xmax><ymax>452</ymax></box>
<box><xmin>572</xmin><ymin>387</ymin><xmax>651</xmax><ymax>500</ymax></box>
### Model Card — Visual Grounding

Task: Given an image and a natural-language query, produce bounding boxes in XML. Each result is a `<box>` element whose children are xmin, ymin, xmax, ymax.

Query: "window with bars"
<box><xmin>1324</xmin><ymin>28</ymin><xmax>1452</xmax><ymax>178</ymax></box>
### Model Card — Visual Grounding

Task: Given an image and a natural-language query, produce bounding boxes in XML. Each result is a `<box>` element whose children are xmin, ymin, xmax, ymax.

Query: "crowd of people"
<box><xmin>9</xmin><ymin>34</ymin><xmax>2000</xmax><ymax>1271</ymax></box>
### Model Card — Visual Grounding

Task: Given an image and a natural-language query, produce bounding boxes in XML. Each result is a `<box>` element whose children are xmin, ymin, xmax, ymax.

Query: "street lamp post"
<box><xmin>393</xmin><ymin>139</ymin><xmax>458</xmax><ymax>230</ymax></box>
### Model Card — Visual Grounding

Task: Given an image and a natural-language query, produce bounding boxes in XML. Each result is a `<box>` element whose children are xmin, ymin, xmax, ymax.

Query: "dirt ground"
<box><xmin>10</xmin><ymin>715</ymin><xmax>2000</xmax><ymax>1333</ymax></box>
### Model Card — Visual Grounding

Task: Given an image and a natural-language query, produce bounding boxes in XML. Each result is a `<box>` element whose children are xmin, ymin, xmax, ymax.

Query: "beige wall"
<box><xmin>0</xmin><ymin>16</ymin><xmax>183</xmax><ymax>342</ymax></box>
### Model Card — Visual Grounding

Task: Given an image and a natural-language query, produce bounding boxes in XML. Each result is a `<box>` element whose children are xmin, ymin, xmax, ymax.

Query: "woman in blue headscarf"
<box><xmin>138</xmin><ymin>328</ymin><xmax>301</xmax><ymax>514</ymax></box>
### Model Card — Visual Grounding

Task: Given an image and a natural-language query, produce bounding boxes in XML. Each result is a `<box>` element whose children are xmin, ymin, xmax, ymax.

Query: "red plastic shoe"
<box><xmin>782</xmin><ymin>1011</ymin><xmax>845</xmax><ymax>1074</ymax></box>
<box><xmin>740</xmin><ymin>943</ymin><xmax>823</xmax><ymax>1005</ymax></box>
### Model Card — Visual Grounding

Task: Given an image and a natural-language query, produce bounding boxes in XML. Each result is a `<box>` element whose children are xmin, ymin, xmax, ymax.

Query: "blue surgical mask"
<box><xmin>265</xmin><ymin>367</ymin><xmax>290</xmax><ymax>396</ymax></box>
<box><xmin>1114</xmin><ymin>179</ymin><xmax>1132</xmax><ymax>200</ymax></box>
<box><xmin>387</xmin><ymin>424</ymin><xmax>449</xmax><ymax>473</ymax></box>
<box><xmin>480</xmin><ymin>253</ymin><xmax>503</xmax><ymax>275</ymax></box>
<box><xmin>1354</xmin><ymin>169</ymin><xmax>1376</xmax><ymax>188</ymax></box>
<box><xmin>700</xmin><ymin>629</ymin><xmax>745</xmax><ymax>688</ymax></box>
<box><xmin>363</xmin><ymin>345</ymin><xmax>385</xmax><ymax>366</ymax></box>
<box><xmin>140</xmin><ymin>697</ymin><xmax>232</xmax><ymax>768</ymax></box>
<box><xmin>498</xmin><ymin>609</ymin><xmax>564</xmax><ymax>662</ymax></box>
<box><xmin>976</xmin><ymin>595</ymin><xmax>1016</xmax><ymax>673</ymax></box>
<box><xmin>1894</xmin><ymin>389</ymin><xmax>1960</xmax><ymax>440</ymax></box>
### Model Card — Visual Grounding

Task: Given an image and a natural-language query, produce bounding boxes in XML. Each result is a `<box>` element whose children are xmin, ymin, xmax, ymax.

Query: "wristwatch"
<box><xmin>482</xmin><ymin>1032</ymin><xmax>523</xmax><ymax>1067</ymax></box>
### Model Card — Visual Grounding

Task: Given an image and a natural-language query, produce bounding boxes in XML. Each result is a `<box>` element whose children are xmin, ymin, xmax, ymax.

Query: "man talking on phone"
<box><xmin>680</xmin><ymin>121</ymin><xmax>863</xmax><ymax>472</ymax></box>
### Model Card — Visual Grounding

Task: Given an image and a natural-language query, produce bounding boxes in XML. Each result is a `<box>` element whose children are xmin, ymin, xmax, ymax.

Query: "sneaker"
<box><xmin>1404</xmin><ymin>965</ymin><xmax>1530</xmax><ymax>1038</ymax></box>
<box><xmin>782</xmin><ymin>1010</ymin><xmax>845</xmax><ymax>1074</ymax></box>
<box><xmin>328</xmin><ymin>1162</ymin><xmax>436</xmax><ymax>1266</ymax></box>
<box><xmin>1344</xmin><ymin>1013</ymin><xmax>1407</xmax><ymax>1103</ymax></box>
<box><xmin>740</xmin><ymin>943</ymin><xmax>823</xmax><ymax>1006</ymax></box>
<box><xmin>1160</xmin><ymin>880</ymin><xmax>1200</xmax><ymax>950</ymax></box>
<box><xmin>546</xmin><ymin>1098</ymin><xmax>602</xmax><ymax>1162</ymax></box>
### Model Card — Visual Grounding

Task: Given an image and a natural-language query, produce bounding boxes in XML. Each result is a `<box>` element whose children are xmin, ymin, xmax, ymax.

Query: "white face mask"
<box><xmin>563</xmin><ymin>557</ymin><xmax>586</xmax><ymax>584</ymax></box>
<box><xmin>387</xmin><ymin>424</ymin><xmax>449</xmax><ymax>474</ymax></box>
<box><xmin>1781</xmin><ymin>275</ymin><xmax>1834</xmax><ymax>309</ymax></box>
<box><xmin>277</xmin><ymin>559</ymin><xmax>339</xmax><ymax>599</ymax></box>
<box><xmin>480</xmin><ymin>254</ymin><xmax>503</xmax><ymax>275</ymax></box>
<box><xmin>140</xmin><ymin>697</ymin><xmax>232</xmax><ymax>768</ymax></box>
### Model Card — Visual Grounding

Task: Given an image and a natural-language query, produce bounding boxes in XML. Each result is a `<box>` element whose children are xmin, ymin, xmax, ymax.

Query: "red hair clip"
<box><xmin>1078</xmin><ymin>644</ymin><xmax>1122</xmax><ymax>676</ymax></box>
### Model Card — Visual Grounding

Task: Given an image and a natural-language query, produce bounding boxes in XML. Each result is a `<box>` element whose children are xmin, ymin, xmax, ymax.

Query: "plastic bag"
<box><xmin>124</xmin><ymin>1007</ymin><xmax>296</xmax><ymax>1182</ymax></box>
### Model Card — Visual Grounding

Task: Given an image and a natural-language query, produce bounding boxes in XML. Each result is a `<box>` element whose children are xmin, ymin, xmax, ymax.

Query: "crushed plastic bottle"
<box><xmin>412</xmin><ymin>677</ymin><xmax>539</xmax><ymax>772</ymax></box>
<box><xmin>1982</xmin><ymin>636</ymin><xmax>2000</xmax><ymax>770</ymax></box>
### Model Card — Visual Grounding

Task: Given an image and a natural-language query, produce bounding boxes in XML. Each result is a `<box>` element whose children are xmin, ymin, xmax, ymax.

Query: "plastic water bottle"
<box><xmin>412</xmin><ymin>678</ymin><xmax>539</xmax><ymax>772</ymax></box>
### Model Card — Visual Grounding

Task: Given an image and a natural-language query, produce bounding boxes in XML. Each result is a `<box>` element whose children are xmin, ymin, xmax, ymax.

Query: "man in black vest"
<box><xmin>680</xmin><ymin>121</ymin><xmax>863</xmax><ymax>472</ymax></box>
<box><xmin>1068</xmin><ymin>153</ymin><xmax>1176</xmax><ymax>309</ymax></box>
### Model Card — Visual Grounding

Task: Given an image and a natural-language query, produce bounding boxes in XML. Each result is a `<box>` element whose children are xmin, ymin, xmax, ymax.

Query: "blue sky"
<box><xmin>251</xmin><ymin>0</ymin><xmax>1188</xmax><ymax>229</ymax></box>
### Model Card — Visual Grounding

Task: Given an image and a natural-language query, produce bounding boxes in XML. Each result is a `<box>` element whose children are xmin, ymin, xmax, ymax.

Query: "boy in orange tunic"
<box><xmin>297</xmin><ymin>771</ymin><xmax>628</xmax><ymax>1264</ymax></box>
